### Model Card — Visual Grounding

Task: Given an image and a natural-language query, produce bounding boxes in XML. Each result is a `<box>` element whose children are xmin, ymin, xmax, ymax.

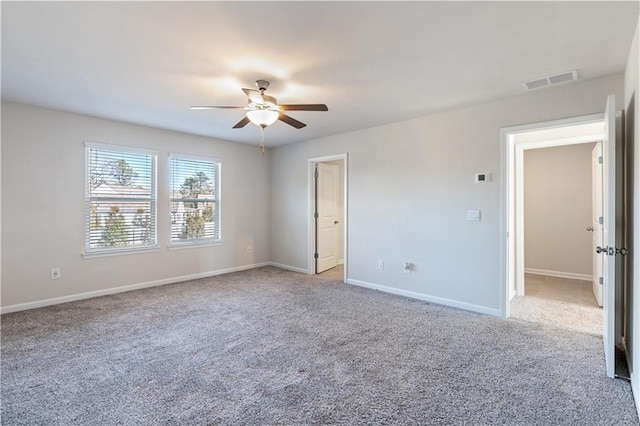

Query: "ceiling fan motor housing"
<box><xmin>256</xmin><ymin>79</ymin><xmax>270</xmax><ymax>92</ymax></box>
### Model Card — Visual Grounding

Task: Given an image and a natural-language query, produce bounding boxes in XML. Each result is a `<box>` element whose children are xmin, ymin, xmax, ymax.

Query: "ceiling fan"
<box><xmin>191</xmin><ymin>79</ymin><xmax>328</xmax><ymax>130</ymax></box>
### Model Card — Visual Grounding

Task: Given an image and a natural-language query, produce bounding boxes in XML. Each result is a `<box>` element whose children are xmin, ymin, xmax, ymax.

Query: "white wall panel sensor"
<box><xmin>467</xmin><ymin>210</ymin><xmax>481</xmax><ymax>221</ymax></box>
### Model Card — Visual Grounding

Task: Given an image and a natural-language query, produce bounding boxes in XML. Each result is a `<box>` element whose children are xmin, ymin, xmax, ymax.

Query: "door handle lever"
<box><xmin>586</xmin><ymin>226</ymin><xmax>593</xmax><ymax>232</ymax></box>
<box><xmin>596</xmin><ymin>246</ymin><xmax>615</xmax><ymax>255</ymax></box>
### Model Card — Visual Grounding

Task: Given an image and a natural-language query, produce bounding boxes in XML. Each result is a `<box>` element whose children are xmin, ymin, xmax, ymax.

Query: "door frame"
<box><xmin>500</xmin><ymin>113</ymin><xmax>604</xmax><ymax>318</ymax></box>
<box><xmin>308</xmin><ymin>153</ymin><xmax>348</xmax><ymax>282</ymax></box>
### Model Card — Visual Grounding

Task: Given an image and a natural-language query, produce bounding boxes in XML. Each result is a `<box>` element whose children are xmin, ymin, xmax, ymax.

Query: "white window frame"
<box><xmin>83</xmin><ymin>142</ymin><xmax>158</xmax><ymax>258</ymax></box>
<box><xmin>168</xmin><ymin>153</ymin><xmax>222</xmax><ymax>248</ymax></box>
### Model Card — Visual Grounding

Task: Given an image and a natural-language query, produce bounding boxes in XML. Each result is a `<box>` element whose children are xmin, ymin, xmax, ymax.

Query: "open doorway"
<box><xmin>502</xmin><ymin>96</ymin><xmax>623</xmax><ymax>379</ymax></box>
<box><xmin>308</xmin><ymin>154</ymin><xmax>347</xmax><ymax>282</ymax></box>
<box><xmin>510</xmin><ymin>141</ymin><xmax>602</xmax><ymax>336</ymax></box>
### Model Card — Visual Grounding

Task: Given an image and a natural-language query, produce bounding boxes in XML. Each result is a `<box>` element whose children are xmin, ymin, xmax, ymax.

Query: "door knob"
<box><xmin>334</xmin><ymin>220</ymin><xmax>339</xmax><ymax>224</ymax></box>
<box><xmin>586</xmin><ymin>226</ymin><xmax>593</xmax><ymax>232</ymax></box>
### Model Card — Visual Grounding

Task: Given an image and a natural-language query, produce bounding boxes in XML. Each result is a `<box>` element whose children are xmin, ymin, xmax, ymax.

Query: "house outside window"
<box><xmin>169</xmin><ymin>154</ymin><xmax>221</xmax><ymax>246</ymax></box>
<box><xmin>85</xmin><ymin>142</ymin><xmax>157</xmax><ymax>255</ymax></box>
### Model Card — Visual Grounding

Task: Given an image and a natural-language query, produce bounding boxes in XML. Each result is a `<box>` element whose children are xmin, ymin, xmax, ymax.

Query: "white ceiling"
<box><xmin>2</xmin><ymin>1</ymin><xmax>638</xmax><ymax>148</ymax></box>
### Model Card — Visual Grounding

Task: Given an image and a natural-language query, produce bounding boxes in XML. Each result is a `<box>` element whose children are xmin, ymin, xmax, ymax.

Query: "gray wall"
<box><xmin>1</xmin><ymin>102</ymin><xmax>271</xmax><ymax>308</ymax></box>
<box><xmin>270</xmin><ymin>74</ymin><xmax>624</xmax><ymax>315</ymax></box>
<box><xmin>623</xmin><ymin>14</ymin><xmax>639</xmax><ymax>415</ymax></box>
<box><xmin>524</xmin><ymin>143</ymin><xmax>596</xmax><ymax>277</ymax></box>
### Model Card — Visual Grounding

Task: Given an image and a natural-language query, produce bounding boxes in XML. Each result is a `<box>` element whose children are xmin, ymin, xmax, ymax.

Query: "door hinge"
<box><xmin>598</xmin><ymin>155</ymin><xmax>603</xmax><ymax>164</ymax></box>
<box><xmin>599</xmin><ymin>276</ymin><xmax>603</xmax><ymax>285</ymax></box>
<box><xmin>314</xmin><ymin>252</ymin><xmax>319</xmax><ymax>259</ymax></box>
<box><xmin>314</xmin><ymin>212</ymin><xmax>319</xmax><ymax>219</ymax></box>
<box><xmin>598</xmin><ymin>216</ymin><xmax>604</xmax><ymax>225</ymax></box>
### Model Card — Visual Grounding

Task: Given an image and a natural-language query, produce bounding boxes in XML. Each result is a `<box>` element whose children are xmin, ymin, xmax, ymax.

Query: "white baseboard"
<box><xmin>346</xmin><ymin>278</ymin><xmax>501</xmax><ymax>317</ymax></box>
<box><xmin>268</xmin><ymin>262</ymin><xmax>309</xmax><ymax>274</ymax></box>
<box><xmin>0</xmin><ymin>262</ymin><xmax>271</xmax><ymax>314</ymax></box>
<box><xmin>524</xmin><ymin>268</ymin><xmax>592</xmax><ymax>281</ymax></box>
<box><xmin>509</xmin><ymin>287</ymin><xmax>516</xmax><ymax>301</ymax></box>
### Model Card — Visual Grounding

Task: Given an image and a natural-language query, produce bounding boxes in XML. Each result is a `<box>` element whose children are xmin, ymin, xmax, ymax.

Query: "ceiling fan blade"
<box><xmin>232</xmin><ymin>116</ymin><xmax>251</xmax><ymax>129</ymax></box>
<box><xmin>278</xmin><ymin>113</ymin><xmax>307</xmax><ymax>129</ymax></box>
<box><xmin>190</xmin><ymin>105</ymin><xmax>245</xmax><ymax>110</ymax></box>
<box><xmin>279</xmin><ymin>104</ymin><xmax>328</xmax><ymax>111</ymax></box>
<box><xmin>242</xmin><ymin>88</ymin><xmax>264</xmax><ymax>104</ymax></box>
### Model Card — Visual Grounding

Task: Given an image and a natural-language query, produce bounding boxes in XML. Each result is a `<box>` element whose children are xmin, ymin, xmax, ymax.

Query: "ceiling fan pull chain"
<box><xmin>260</xmin><ymin>125</ymin><xmax>265</xmax><ymax>155</ymax></box>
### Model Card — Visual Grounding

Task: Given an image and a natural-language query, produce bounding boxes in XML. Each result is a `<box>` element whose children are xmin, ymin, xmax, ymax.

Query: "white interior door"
<box><xmin>316</xmin><ymin>163</ymin><xmax>339</xmax><ymax>273</ymax></box>
<box><xmin>591</xmin><ymin>142</ymin><xmax>603</xmax><ymax>307</ymax></box>
<box><xmin>601</xmin><ymin>94</ymin><xmax>616</xmax><ymax>378</ymax></box>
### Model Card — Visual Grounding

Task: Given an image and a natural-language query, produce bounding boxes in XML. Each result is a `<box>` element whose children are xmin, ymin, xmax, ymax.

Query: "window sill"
<box><xmin>168</xmin><ymin>240</ymin><xmax>223</xmax><ymax>251</ymax></box>
<box><xmin>83</xmin><ymin>246</ymin><xmax>160</xmax><ymax>259</ymax></box>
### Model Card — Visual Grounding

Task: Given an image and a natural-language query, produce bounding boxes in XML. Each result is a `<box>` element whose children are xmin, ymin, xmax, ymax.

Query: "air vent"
<box><xmin>522</xmin><ymin>69</ymin><xmax>578</xmax><ymax>91</ymax></box>
<box><xmin>524</xmin><ymin>78</ymin><xmax>549</xmax><ymax>90</ymax></box>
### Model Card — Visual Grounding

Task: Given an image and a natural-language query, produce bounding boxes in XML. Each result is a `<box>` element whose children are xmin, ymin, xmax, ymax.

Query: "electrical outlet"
<box><xmin>378</xmin><ymin>260</ymin><xmax>384</xmax><ymax>270</ymax></box>
<box><xmin>50</xmin><ymin>268</ymin><xmax>61</xmax><ymax>280</ymax></box>
<box><xmin>247</xmin><ymin>246</ymin><xmax>252</xmax><ymax>253</ymax></box>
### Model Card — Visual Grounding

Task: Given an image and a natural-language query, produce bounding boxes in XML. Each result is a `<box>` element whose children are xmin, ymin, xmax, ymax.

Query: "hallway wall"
<box><xmin>524</xmin><ymin>143</ymin><xmax>596</xmax><ymax>278</ymax></box>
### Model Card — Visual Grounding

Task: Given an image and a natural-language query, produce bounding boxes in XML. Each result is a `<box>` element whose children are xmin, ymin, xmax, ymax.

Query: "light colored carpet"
<box><xmin>1</xmin><ymin>267</ymin><xmax>637</xmax><ymax>425</ymax></box>
<box><xmin>510</xmin><ymin>295</ymin><xmax>602</xmax><ymax>336</ymax></box>
<box><xmin>510</xmin><ymin>274</ymin><xmax>602</xmax><ymax>336</ymax></box>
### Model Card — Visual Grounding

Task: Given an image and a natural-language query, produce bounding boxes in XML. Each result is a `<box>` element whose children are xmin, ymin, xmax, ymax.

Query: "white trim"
<box><xmin>524</xmin><ymin>268</ymin><xmax>592</xmax><ymax>281</ymax></box>
<box><xmin>500</xmin><ymin>113</ymin><xmax>604</xmax><ymax>136</ymax></box>
<box><xmin>0</xmin><ymin>262</ymin><xmax>271</xmax><ymax>314</ymax></box>
<box><xmin>501</xmin><ymin>113</ymin><xmax>605</xmax><ymax>318</ymax></box>
<box><xmin>347</xmin><ymin>279</ymin><xmax>502</xmax><ymax>317</ymax></box>
<box><xmin>83</xmin><ymin>246</ymin><xmax>160</xmax><ymax>259</ymax></box>
<box><xmin>308</xmin><ymin>153</ymin><xmax>349</xmax><ymax>283</ymax></box>
<box><xmin>167</xmin><ymin>241</ymin><xmax>223</xmax><ymax>250</ymax></box>
<box><xmin>269</xmin><ymin>262</ymin><xmax>309</xmax><ymax>274</ymax></box>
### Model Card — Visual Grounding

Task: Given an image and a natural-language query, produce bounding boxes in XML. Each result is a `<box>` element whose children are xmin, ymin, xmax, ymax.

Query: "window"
<box><xmin>169</xmin><ymin>154</ymin><xmax>221</xmax><ymax>245</ymax></box>
<box><xmin>85</xmin><ymin>143</ymin><xmax>157</xmax><ymax>255</ymax></box>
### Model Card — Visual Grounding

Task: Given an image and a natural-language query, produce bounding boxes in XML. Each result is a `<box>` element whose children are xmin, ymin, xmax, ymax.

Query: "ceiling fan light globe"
<box><xmin>246</xmin><ymin>109</ymin><xmax>279</xmax><ymax>127</ymax></box>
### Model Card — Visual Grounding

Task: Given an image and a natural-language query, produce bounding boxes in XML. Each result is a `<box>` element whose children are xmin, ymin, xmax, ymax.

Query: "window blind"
<box><xmin>85</xmin><ymin>144</ymin><xmax>157</xmax><ymax>252</ymax></box>
<box><xmin>169</xmin><ymin>155</ymin><xmax>221</xmax><ymax>244</ymax></box>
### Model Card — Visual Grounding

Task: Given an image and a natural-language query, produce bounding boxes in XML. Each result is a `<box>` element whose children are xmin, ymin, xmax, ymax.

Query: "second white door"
<box><xmin>316</xmin><ymin>162</ymin><xmax>339</xmax><ymax>273</ymax></box>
